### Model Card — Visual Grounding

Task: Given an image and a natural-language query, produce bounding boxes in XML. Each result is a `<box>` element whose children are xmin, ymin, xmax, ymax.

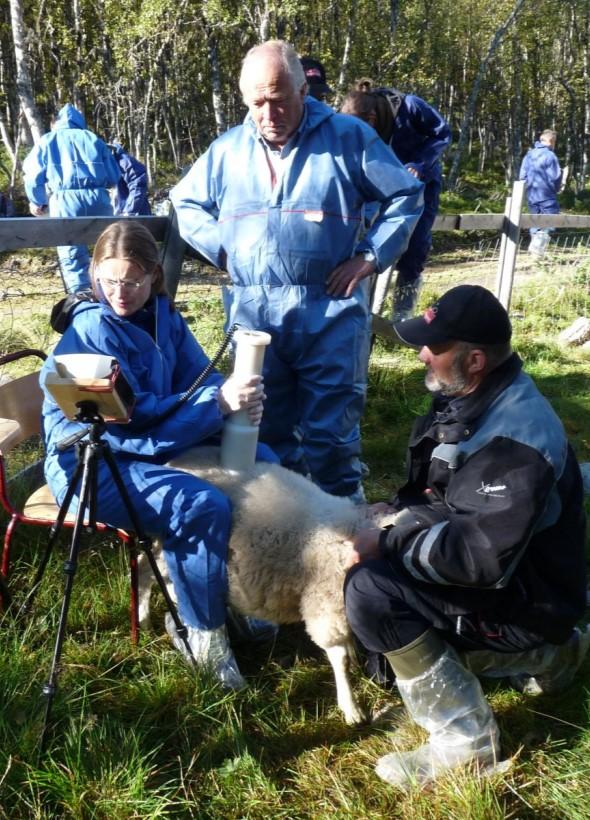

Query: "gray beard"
<box><xmin>425</xmin><ymin>368</ymin><xmax>470</xmax><ymax>397</ymax></box>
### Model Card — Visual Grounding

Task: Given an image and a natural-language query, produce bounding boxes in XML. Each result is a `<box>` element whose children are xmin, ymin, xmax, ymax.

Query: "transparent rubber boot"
<box><xmin>165</xmin><ymin>613</ymin><xmax>247</xmax><ymax>691</ymax></box>
<box><xmin>510</xmin><ymin>625</ymin><xmax>590</xmax><ymax>695</ymax></box>
<box><xmin>462</xmin><ymin>625</ymin><xmax>590</xmax><ymax>695</ymax></box>
<box><xmin>376</xmin><ymin>638</ymin><xmax>500</xmax><ymax>789</ymax></box>
<box><xmin>392</xmin><ymin>275</ymin><xmax>422</xmax><ymax>323</ymax></box>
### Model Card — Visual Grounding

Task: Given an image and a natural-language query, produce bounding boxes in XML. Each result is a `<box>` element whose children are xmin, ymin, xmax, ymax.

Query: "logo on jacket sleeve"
<box><xmin>476</xmin><ymin>481</ymin><xmax>507</xmax><ymax>498</ymax></box>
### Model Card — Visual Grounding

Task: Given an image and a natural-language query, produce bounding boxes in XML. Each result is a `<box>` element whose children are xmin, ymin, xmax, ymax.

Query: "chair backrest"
<box><xmin>0</xmin><ymin>350</ymin><xmax>46</xmax><ymax>454</ymax></box>
<box><xmin>0</xmin><ymin>371</ymin><xmax>44</xmax><ymax>453</ymax></box>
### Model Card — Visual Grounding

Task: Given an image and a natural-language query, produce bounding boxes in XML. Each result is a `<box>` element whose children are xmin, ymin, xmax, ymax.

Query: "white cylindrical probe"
<box><xmin>220</xmin><ymin>329</ymin><xmax>271</xmax><ymax>470</ymax></box>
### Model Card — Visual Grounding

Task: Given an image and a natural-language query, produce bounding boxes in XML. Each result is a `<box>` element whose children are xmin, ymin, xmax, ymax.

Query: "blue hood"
<box><xmin>54</xmin><ymin>103</ymin><xmax>86</xmax><ymax>130</ymax></box>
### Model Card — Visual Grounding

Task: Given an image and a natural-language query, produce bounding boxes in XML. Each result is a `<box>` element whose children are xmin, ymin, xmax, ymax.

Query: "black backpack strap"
<box><xmin>50</xmin><ymin>289</ymin><xmax>96</xmax><ymax>333</ymax></box>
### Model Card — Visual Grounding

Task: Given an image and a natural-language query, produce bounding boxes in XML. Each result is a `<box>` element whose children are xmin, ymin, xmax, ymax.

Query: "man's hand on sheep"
<box><xmin>346</xmin><ymin>527</ymin><xmax>383</xmax><ymax>567</ymax></box>
<box><xmin>368</xmin><ymin>501</ymin><xmax>396</xmax><ymax>520</ymax></box>
<box><xmin>218</xmin><ymin>374</ymin><xmax>266</xmax><ymax>425</ymax></box>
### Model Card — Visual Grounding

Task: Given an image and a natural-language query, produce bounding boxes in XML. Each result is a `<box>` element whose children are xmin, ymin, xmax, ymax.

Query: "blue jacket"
<box><xmin>23</xmin><ymin>104</ymin><xmax>121</xmax><ymax>209</ymax></box>
<box><xmin>375</xmin><ymin>90</ymin><xmax>451</xmax><ymax>183</ymax></box>
<box><xmin>111</xmin><ymin>143</ymin><xmax>152</xmax><ymax>215</ymax></box>
<box><xmin>170</xmin><ymin>97</ymin><xmax>424</xmax><ymax>281</ymax></box>
<box><xmin>519</xmin><ymin>141</ymin><xmax>562</xmax><ymax>205</ymax></box>
<box><xmin>40</xmin><ymin>295</ymin><xmax>226</xmax><ymax>500</ymax></box>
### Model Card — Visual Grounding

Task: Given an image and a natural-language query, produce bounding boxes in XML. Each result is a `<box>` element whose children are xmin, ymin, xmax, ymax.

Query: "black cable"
<box><xmin>133</xmin><ymin>322</ymin><xmax>238</xmax><ymax>432</ymax></box>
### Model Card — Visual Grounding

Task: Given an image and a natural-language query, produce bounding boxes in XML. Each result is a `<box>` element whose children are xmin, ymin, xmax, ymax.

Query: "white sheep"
<box><xmin>137</xmin><ymin>446</ymin><xmax>395</xmax><ymax>724</ymax></box>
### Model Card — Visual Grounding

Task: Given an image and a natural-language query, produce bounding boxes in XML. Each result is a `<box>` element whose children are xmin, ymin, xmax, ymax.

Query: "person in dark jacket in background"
<box><xmin>23</xmin><ymin>103</ymin><xmax>121</xmax><ymax>293</ymax></box>
<box><xmin>300</xmin><ymin>56</ymin><xmax>333</xmax><ymax>102</ymax></box>
<box><xmin>0</xmin><ymin>191</ymin><xmax>15</xmax><ymax>217</ymax></box>
<box><xmin>344</xmin><ymin>284</ymin><xmax>588</xmax><ymax>789</ymax></box>
<box><xmin>109</xmin><ymin>142</ymin><xmax>152</xmax><ymax>215</ymax></box>
<box><xmin>519</xmin><ymin>129</ymin><xmax>562</xmax><ymax>253</ymax></box>
<box><xmin>341</xmin><ymin>82</ymin><xmax>451</xmax><ymax>320</ymax></box>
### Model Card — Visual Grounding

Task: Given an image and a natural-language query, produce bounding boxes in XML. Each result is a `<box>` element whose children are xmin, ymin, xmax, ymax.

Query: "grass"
<box><xmin>0</xmin><ymin>251</ymin><xmax>589</xmax><ymax>818</ymax></box>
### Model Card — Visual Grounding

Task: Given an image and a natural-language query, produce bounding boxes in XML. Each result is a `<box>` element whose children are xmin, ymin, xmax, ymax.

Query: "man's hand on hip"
<box><xmin>326</xmin><ymin>254</ymin><xmax>376</xmax><ymax>298</ymax></box>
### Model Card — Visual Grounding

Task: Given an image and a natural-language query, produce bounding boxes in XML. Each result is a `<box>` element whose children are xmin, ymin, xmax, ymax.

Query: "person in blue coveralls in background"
<box><xmin>109</xmin><ymin>142</ymin><xmax>152</xmax><ymax>216</ymax></box>
<box><xmin>341</xmin><ymin>81</ymin><xmax>451</xmax><ymax>321</ymax></box>
<box><xmin>23</xmin><ymin>103</ymin><xmax>121</xmax><ymax>294</ymax></box>
<box><xmin>170</xmin><ymin>40</ymin><xmax>424</xmax><ymax>504</ymax></box>
<box><xmin>519</xmin><ymin>129</ymin><xmax>562</xmax><ymax>254</ymax></box>
<box><xmin>40</xmin><ymin>221</ymin><xmax>278</xmax><ymax>689</ymax></box>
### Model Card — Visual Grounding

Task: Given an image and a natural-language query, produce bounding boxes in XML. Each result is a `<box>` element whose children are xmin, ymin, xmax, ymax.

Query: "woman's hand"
<box><xmin>218</xmin><ymin>375</ymin><xmax>266</xmax><ymax>425</ymax></box>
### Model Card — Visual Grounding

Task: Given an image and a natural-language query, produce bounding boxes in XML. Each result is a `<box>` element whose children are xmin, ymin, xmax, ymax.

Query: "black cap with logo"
<box><xmin>393</xmin><ymin>285</ymin><xmax>512</xmax><ymax>347</ymax></box>
<box><xmin>300</xmin><ymin>57</ymin><xmax>332</xmax><ymax>99</ymax></box>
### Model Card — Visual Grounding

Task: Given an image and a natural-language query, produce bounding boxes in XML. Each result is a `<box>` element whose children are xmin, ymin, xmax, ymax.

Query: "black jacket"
<box><xmin>380</xmin><ymin>354</ymin><xmax>587</xmax><ymax>643</ymax></box>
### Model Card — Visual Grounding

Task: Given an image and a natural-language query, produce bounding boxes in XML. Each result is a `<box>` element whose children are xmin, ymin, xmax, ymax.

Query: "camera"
<box><xmin>45</xmin><ymin>354</ymin><xmax>135</xmax><ymax>422</ymax></box>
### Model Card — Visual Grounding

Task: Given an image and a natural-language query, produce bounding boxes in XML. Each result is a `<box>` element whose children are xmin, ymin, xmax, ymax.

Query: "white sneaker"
<box><xmin>165</xmin><ymin>613</ymin><xmax>247</xmax><ymax>691</ymax></box>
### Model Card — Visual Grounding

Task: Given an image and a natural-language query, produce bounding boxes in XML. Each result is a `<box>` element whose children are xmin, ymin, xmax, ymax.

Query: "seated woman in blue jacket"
<box><xmin>40</xmin><ymin>221</ymin><xmax>277</xmax><ymax>690</ymax></box>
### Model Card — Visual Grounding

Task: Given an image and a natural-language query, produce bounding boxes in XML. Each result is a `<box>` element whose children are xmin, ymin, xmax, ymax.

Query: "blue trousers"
<box><xmin>528</xmin><ymin>198</ymin><xmax>559</xmax><ymax>236</ymax></box>
<box><xmin>51</xmin><ymin>442</ymin><xmax>277</xmax><ymax>630</ymax></box>
<box><xmin>395</xmin><ymin>177</ymin><xmax>441</xmax><ymax>286</ymax></box>
<box><xmin>49</xmin><ymin>189</ymin><xmax>114</xmax><ymax>293</ymax></box>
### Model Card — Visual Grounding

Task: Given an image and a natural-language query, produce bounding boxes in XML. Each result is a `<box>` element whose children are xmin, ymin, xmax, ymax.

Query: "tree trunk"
<box><xmin>9</xmin><ymin>0</ymin><xmax>44</xmax><ymax>144</ymax></box>
<box><xmin>207</xmin><ymin>30</ymin><xmax>227</xmax><ymax>135</ymax></box>
<box><xmin>447</xmin><ymin>0</ymin><xmax>526</xmax><ymax>190</ymax></box>
<box><xmin>334</xmin><ymin>0</ymin><xmax>357</xmax><ymax>108</ymax></box>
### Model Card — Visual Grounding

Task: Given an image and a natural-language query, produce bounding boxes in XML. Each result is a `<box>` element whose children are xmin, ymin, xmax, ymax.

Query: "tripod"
<box><xmin>22</xmin><ymin>401</ymin><xmax>195</xmax><ymax>753</ymax></box>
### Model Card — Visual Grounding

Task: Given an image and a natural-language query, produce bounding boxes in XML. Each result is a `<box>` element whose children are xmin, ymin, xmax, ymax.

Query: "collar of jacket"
<box><xmin>412</xmin><ymin>353</ymin><xmax>523</xmax><ymax>446</ymax></box>
<box><xmin>244</xmin><ymin>95</ymin><xmax>333</xmax><ymax>143</ymax></box>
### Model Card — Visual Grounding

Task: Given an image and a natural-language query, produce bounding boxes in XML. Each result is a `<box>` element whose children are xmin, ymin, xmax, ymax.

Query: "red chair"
<box><xmin>0</xmin><ymin>349</ymin><xmax>140</xmax><ymax>641</ymax></box>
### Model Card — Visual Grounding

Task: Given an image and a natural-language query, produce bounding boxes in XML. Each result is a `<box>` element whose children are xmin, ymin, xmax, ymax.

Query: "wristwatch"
<box><xmin>362</xmin><ymin>250</ymin><xmax>376</xmax><ymax>266</ymax></box>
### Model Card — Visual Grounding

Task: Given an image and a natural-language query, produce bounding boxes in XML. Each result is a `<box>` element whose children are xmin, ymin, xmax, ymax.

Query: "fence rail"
<box><xmin>2</xmin><ymin>184</ymin><xmax>590</xmax><ymax>333</ymax></box>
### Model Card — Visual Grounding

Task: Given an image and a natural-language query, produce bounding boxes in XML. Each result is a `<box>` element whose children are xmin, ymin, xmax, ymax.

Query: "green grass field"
<box><xmin>0</xmin><ymin>256</ymin><xmax>589</xmax><ymax>819</ymax></box>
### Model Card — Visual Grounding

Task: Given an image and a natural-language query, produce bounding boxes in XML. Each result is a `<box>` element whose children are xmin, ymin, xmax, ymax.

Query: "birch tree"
<box><xmin>9</xmin><ymin>0</ymin><xmax>44</xmax><ymax>144</ymax></box>
<box><xmin>447</xmin><ymin>0</ymin><xmax>527</xmax><ymax>189</ymax></box>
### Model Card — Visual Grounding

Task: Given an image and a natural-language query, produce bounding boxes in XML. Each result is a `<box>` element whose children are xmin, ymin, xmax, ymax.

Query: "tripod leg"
<box><xmin>101</xmin><ymin>446</ymin><xmax>196</xmax><ymax>663</ymax></box>
<box><xmin>39</xmin><ymin>444</ymin><xmax>94</xmax><ymax>755</ymax></box>
<box><xmin>20</xmin><ymin>458</ymin><xmax>85</xmax><ymax>618</ymax></box>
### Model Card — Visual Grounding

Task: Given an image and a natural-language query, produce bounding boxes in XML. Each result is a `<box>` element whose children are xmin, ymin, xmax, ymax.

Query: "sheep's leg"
<box><xmin>324</xmin><ymin>643</ymin><xmax>368</xmax><ymax>725</ymax></box>
<box><xmin>136</xmin><ymin>551</ymin><xmax>154</xmax><ymax>630</ymax></box>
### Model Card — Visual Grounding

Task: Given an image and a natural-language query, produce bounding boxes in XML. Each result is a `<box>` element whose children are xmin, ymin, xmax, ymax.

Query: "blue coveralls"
<box><xmin>23</xmin><ymin>104</ymin><xmax>121</xmax><ymax>293</ymax></box>
<box><xmin>110</xmin><ymin>143</ymin><xmax>152</xmax><ymax>215</ymax></box>
<box><xmin>519</xmin><ymin>141</ymin><xmax>562</xmax><ymax>234</ymax></box>
<box><xmin>40</xmin><ymin>295</ymin><xmax>277</xmax><ymax>630</ymax></box>
<box><xmin>170</xmin><ymin>97</ymin><xmax>424</xmax><ymax>498</ymax></box>
<box><xmin>376</xmin><ymin>90</ymin><xmax>451</xmax><ymax>290</ymax></box>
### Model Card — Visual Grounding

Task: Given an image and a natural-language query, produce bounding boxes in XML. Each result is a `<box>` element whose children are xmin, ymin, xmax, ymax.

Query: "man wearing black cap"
<box><xmin>344</xmin><ymin>284</ymin><xmax>588</xmax><ymax>789</ymax></box>
<box><xmin>300</xmin><ymin>56</ymin><xmax>333</xmax><ymax>101</ymax></box>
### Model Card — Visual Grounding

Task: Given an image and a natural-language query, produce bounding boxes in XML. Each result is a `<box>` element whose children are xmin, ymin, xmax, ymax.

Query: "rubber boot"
<box><xmin>375</xmin><ymin>630</ymin><xmax>500</xmax><ymax>789</ymax></box>
<box><xmin>165</xmin><ymin>613</ymin><xmax>246</xmax><ymax>691</ymax></box>
<box><xmin>392</xmin><ymin>275</ymin><xmax>422</xmax><ymax>323</ymax></box>
<box><xmin>462</xmin><ymin>625</ymin><xmax>590</xmax><ymax>695</ymax></box>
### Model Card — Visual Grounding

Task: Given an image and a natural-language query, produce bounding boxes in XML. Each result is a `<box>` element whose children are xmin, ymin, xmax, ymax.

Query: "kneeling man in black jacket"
<box><xmin>345</xmin><ymin>284</ymin><xmax>588</xmax><ymax>788</ymax></box>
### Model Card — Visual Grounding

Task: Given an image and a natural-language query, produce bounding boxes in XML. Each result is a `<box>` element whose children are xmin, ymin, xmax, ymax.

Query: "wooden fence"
<box><xmin>2</xmin><ymin>181</ymin><xmax>590</xmax><ymax>343</ymax></box>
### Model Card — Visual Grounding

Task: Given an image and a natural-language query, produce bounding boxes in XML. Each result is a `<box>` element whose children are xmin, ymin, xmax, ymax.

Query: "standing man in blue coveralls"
<box><xmin>23</xmin><ymin>103</ymin><xmax>121</xmax><ymax>294</ymax></box>
<box><xmin>109</xmin><ymin>142</ymin><xmax>152</xmax><ymax>216</ymax></box>
<box><xmin>341</xmin><ymin>82</ymin><xmax>451</xmax><ymax>321</ymax></box>
<box><xmin>519</xmin><ymin>129</ymin><xmax>562</xmax><ymax>253</ymax></box>
<box><xmin>171</xmin><ymin>40</ymin><xmax>424</xmax><ymax>503</ymax></box>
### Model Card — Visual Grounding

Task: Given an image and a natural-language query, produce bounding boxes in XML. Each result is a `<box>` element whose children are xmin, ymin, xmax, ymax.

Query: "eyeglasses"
<box><xmin>98</xmin><ymin>275</ymin><xmax>149</xmax><ymax>291</ymax></box>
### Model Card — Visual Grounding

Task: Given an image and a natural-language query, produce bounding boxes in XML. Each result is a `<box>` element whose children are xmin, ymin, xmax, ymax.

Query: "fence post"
<box><xmin>495</xmin><ymin>180</ymin><xmax>525</xmax><ymax>310</ymax></box>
